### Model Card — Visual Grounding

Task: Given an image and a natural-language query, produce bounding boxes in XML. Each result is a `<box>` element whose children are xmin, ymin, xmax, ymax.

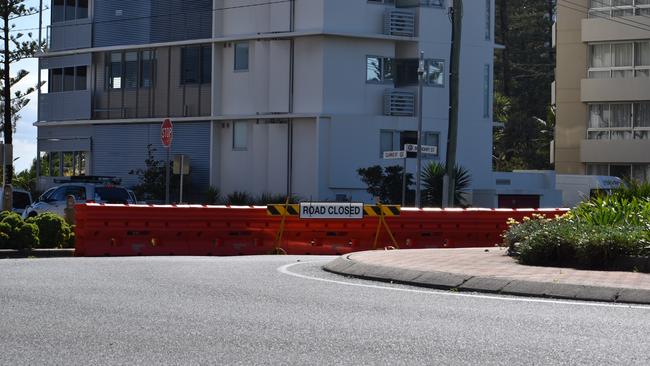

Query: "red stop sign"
<box><xmin>161</xmin><ymin>118</ymin><xmax>173</xmax><ymax>147</ymax></box>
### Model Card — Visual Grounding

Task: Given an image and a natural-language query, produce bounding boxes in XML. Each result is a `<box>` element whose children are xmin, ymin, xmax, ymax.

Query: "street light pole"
<box><xmin>415</xmin><ymin>51</ymin><xmax>425</xmax><ymax>208</ymax></box>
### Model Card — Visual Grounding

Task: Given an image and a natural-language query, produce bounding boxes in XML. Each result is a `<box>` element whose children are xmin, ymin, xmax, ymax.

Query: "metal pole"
<box><xmin>415</xmin><ymin>51</ymin><xmax>425</xmax><ymax>208</ymax></box>
<box><xmin>165</xmin><ymin>147</ymin><xmax>170</xmax><ymax>204</ymax></box>
<box><xmin>445</xmin><ymin>0</ymin><xmax>463</xmax><ymax>208</ymax></box>
<box><xmin>179</xmin><ymin>155</ymin><xmax>184</xmax><ymax>204</ymax></box>
<box><xmin>37</xmin><ymin>0</ymin><xmax>43</xmax><ymax>123</ymax></box>
<box><xmin>401</xmin><ymin>156</ymin><xmax>407</xmax><ymax>207</ymax></box>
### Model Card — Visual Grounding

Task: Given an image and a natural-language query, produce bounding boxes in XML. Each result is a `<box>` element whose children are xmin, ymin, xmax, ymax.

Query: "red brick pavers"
<box><xmin>348</xmin><ymin>248</ymin><xmax>650</xmax><ymax>291</ymax></box>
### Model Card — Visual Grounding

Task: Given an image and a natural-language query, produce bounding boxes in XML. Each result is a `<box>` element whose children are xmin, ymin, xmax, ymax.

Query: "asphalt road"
<box><xmin>1</xmin><ymin>256</ymin><xmax>649</xmax><ymax>365</ymax></box>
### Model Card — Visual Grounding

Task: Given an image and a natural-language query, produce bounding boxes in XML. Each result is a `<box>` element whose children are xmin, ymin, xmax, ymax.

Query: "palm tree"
<box><xmin>421</xmin><ymin>162</ymin><xmax>471</xmax><ymax>208</ymax></box>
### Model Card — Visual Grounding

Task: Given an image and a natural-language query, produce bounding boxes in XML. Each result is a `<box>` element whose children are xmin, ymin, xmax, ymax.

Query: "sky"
<box><xmin>8</xmin><ymin>0</ymin><xmax>49</xmax><ymax>173</ymax></box>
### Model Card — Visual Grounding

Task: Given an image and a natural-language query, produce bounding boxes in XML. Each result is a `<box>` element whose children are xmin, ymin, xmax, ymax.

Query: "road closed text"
<box><xmin>299</xmin><ymin>203</ymin><xmax>364</xmax><ymax>219</ymax></box>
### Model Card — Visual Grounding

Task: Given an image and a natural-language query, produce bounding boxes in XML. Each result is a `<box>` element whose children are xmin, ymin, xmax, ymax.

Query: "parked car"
<box><xmin>0</xmin><ymin>188</ymin><xmax>33</xmax><ymax>215</ymax></box>
<box><xmin>22</xmin><ymin>177</ymin><xmax>133</xmax><ymax>219</ymax></box>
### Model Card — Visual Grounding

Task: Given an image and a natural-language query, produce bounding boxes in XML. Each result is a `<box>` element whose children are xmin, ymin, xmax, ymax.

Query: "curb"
<box><xmin>0</xmin><ymin>249</ymin><xmax>75</xmax><ymax>259</ymax></box>
<box><xmin>322</xmin><ymin>255</ymin><xmax>650</xmax><ymax>305</ymax></box>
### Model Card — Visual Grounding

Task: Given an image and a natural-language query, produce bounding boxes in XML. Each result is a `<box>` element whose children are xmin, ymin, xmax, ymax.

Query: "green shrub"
<box><xmin>0</xmin><ymin>222</ymin><xmax>12</xmax><ymax>249</ymax></box>
<box><xmin>226</xmin><ymin>191</ymin><xmax>255</xmax><ymax>206</ymax></box>
<box><xmin>26</xmin><ymin>213</ymin><xmax>72</xmax><ymax>249</ymax></box>
<box><xmin>14</xmin><ymin>223</ymin><xmax>39</xmax><ymax>251</ymax></box>
<box><xmin>573</xmin><ymin>226</ymin><xmax>650</xmax><ymax>268</ymax></box>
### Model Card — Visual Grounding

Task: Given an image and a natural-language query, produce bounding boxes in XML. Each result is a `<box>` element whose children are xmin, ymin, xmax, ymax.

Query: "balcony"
<box><xmin>384</xmin><ymin>89</ymin><xmax>415</xmax><ymax>117</ymax></box>
<box><xmin>47</xmin><ymin>20</ymin><xmax>92</xmax><ymax>51</ymax></box>
<box><xmin>384</xmin><ymin>9</ymin><xmax>416</xmax><ymax>37</ymax></box>
<box><xmin>581</xmin><ymin>78</ymin><xmax>650</xmax><ymax>102</ymax></box>
<box><xmin>39</xmin><ymin>90</ymin><xmax>92</xmax><ymax>122</ymax></box>
<box><xmin>581</xmin><ymin>139</ymin><xmax>650</xmax><ymax>164</ymax></box>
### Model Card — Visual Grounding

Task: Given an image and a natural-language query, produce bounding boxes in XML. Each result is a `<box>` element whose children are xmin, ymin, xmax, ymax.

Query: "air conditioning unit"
<box><xmin>384</xmin><ymin>9</ymin><xmax>416</xmax><ymax>37</ymax></box>
<box><xmin>384</xmin><ymin>89</ymin><xmax>415</xmax><ymax>117</ymax></box>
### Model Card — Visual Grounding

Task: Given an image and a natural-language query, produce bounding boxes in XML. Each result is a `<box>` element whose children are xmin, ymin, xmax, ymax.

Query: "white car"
<box><xmin>23</xmin><ymin>182</ymin><xmax>133</xmax><ymax>219</ymax></box>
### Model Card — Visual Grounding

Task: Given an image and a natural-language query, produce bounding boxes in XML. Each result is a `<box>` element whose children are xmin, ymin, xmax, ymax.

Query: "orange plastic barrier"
<box><xmin>74</xmin><ymin>204</ymin><xmax>569</xmax><ymax>257</ymax></box>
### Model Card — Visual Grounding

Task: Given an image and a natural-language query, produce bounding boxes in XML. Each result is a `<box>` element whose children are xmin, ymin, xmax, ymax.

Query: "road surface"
<box><xmin>1</xmin><ymin>256</ymin><xmax>649</xmax><ymax>365</ymax></box>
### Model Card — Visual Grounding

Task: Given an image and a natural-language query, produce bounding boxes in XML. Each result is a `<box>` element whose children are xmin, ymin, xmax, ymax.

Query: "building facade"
<box><xmin>554</xmin><ymin>0</ymin><xmax>650</xmax><ymax>182</ymax></box>
<box><xmin>37</xmin><ymin>0</ymin><xmax>497</xmax><ymax>203</ymax></box>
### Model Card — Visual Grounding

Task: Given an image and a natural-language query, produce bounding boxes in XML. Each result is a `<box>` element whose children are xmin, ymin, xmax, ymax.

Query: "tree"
<box><xmin>129</xmin><ymin>144</ymin><xmax>183</xmax><ymax>202</ymax></box>
<box><xmin>1</xmin><ymin>0</ymin><xmax>44</xmax><ymax>206</ymax></box>
<box><xmin>421</xmin><ymin>162</ymin><xmax>471</xmax><ymax>208</ymax></box>
<box><xmin>357</xmin><ymin>165</ymin><xmax>414</xmax><ymax>205</ymax></box>
<box><xmin>494</xmin><ymin>0</ymin><xmax>556</xmax><ymax>171</ymax></box>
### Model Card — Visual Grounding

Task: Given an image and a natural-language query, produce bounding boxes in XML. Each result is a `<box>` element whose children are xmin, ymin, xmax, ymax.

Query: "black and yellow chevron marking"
<box><xmin>267</xmin><ymin>204</ymin><xmax>300</xmax><ymax>216</ymax></box>
<box><xmin>364</xmin><ymin>205</ymin><xmax>401</xmax><ymax>217</ymax></box>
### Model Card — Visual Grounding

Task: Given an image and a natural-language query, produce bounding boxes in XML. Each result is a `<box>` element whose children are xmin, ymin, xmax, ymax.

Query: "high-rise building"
<box><xmin>36</xmin><ymin>0</ymin><xmax>496</xmax><ymax>203</ymax></box>
<box><xmin>554</xmin><ymin>0</ymin><xmax>650</xmax><ymax>182</ymax></box>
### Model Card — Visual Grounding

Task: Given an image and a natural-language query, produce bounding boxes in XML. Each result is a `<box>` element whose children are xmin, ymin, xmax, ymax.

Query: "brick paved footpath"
<box><xmin>324</xmin><ymin>248</ymin><xmax>650</xmax><ymax>304</ymax></box>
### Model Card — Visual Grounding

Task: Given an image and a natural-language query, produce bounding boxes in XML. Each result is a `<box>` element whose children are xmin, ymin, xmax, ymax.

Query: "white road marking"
<box><xmin>278</xmin><ymin>261</ymin><xmax>650</xmax><ymax>310</ymax></box>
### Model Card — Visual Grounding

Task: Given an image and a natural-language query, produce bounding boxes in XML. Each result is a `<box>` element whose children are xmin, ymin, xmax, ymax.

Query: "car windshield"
<box><xmin>94</xmin><ymin>187</ymin><xmax>131</xmax><ymax>204</ymax></box>
<box><xmin>40</xmin><ymin>188</ymin><xmax>56</xmax><ymax>201</ymax></box>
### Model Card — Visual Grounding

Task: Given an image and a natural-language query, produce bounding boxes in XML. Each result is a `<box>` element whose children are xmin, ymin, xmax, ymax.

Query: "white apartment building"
<box><xmin>37</xmin><ymin>0</ymin><xmax>498</xmax><ymax>204</ymax></box>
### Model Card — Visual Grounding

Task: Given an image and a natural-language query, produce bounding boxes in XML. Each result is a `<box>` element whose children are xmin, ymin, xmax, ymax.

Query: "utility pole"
<box><xmin>444</xmin><ymin>0</ymin><xmax>463</xmax><ymax>208</ymax></box>
<box><xmin>415</xmin><ymin>51</ymin><xmax>425</xmax><ymax>208</ymax></box>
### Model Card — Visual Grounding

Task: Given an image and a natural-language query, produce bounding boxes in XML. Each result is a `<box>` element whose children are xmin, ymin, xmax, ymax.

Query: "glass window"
<box><xmin>201</xmin><ymin>46</ymin><xmax>212</xmax><ymax>84</ymax></box>
<box><xmin>233</xmin><ymin>121</ymin><xmax>248</xmax><ymax>150</ymax></box>
<box><xmin>50</xmin><ymin>187</ymin><xmax>68</xmax><ymax>201</ymax></box>
<box><xmin>587</xmin><ymin>163</ymin><xmax>609</xmax><ymax>176</ymax></box>
<box><xmin>633</xmin><ymin>164</ymin><xmax>650</xmax><ymax>182</ymax></box>
<box><xmin>590</xmin><ymin>44</ymin><xmax>611</xmax><ymax>68</ymax></box>
<box><xmin>635</xmin><ymin>102</ymin><xmax>650</xmax><ymax>128</ymax></box>
<box><xmin>367</xmin><ymin>56</ymin><xmax>382</xmax><ymax>83</ymax></box>
<box><xmin>52</xmin><ymin>0</ymin><xmax>65</xmax><ymax>23</ymax></box>
<box><xmin>234</xmin><ymin>42</ymin><xmax>249</xmax><ymax>71</ymax></box>
<box><xmin>424</xmin><ymin>132</ymin><xmax>439</xmax><ymax>152</ymax></box>
<box><xmin>140</xmin><ymin>50</ymin><xmax>154</xmax><ymax>88</ymax></box>
<box><xmin>65</xmin><ymin>186</ymin><xmax>86</xmax><ymax>201</ymax></box>
<box><xmin>636</xmin><ymin>41</ymin><xmax>650</xmax><ymax>67</ymax></box>
<box><xmin>75</xmin><ymin>66</ymin><xmax>87</xmax><ymax>90</ymax></box>
<box><xmin>610</xmin><ymin>104</ymin><xmax>631</xmax><ymax>128</ymax></box>
<box><xmin>425</xmin><ymin>60</ymin><xmax>444</xmax><ymax>87</ymax></box>
<box><xmin>610</xmin><ymin>164</ymin><xmax>632</xmax><ymax>180</ymax></box>
<box><xmin>110</xmin><ymin>52</ymin><xmax>122</xmax><ymax>89</ymax></box>
<box><xmin>65</xmin><ymin>0</ymin><xmax>76</xmax><ymax>21</ymax></box>
<box><xmin>50</xmin><ymin>68</ymin><xmax>63</xmax><ymax>93</ymax></box>
<box><xmin>63</xmin><ymin>67</ymin><xmax>75</xmax><ymax>91</ymax></box>
<box><xmin>124</xmin><ymin>52</ymin><xmax>139</xmax><ymax>89</ymax></box>
<box><xmin>589</xmin><ymin>104</ymin><xmax>609</xmax><ymax>128</ymax></box>
<box><xmin>613</xmin><ymin>43</ymin><xmax>633</xmax><ymax>67</ymax></box>
<box><xmin>485</xmin><ymin>0</ymin><xmax>491</xmax><ymax>41</ymax></box>
<box><xmin>181</xmin><ymin>47</ymin><xmax>200</xmax><ymax>84</ymax></box>
<box><xmin>77</xmin><ymin>0</ymin><xmax>89</xmax><ymax>19</ymax></box>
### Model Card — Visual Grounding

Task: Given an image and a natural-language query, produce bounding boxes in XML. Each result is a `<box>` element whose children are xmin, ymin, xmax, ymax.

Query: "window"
<box><xmin>587</xmin><ymin>102</ymin><xmax>650</xmax><ymax>140</ymax></box>
<box><xmin>380</xmin><ymin>130</ymin><xmax>396</xmax><ymax>157</ymax></box>
<box><xmin>109</xmin><ymin>52</ymin><xmax>123</xmax><ymax>89</ymax></box>
<box><xmin>124</xmin><ymin>52</ymin><xmax>139</xmax><ymax>89</ymax></box>
<box><xmin>587</xmin><ymin>163</ymin><xmax>650</xmax><ymax>182</ymax></box>
<box><xmin>108</xmin><ymin>49</ymin><xmax>157</xmax><ymax>89</ymax></box>
<box><xmin>589</xmin><ymin>41</ymin><xmax>650</xmax><ymax>79</ymax></box>
<box><xmin>367</xmin><ymin>56</ymin><xmax>394</xmax><ymax>84</ymax></box>
<box><xmin>425</xmin><ymin>59</ymin><xmax>444</xmax><ymax>87</ymax></box>
<box><xmin>48</xmin><ymin>66</ymin><xmax>87</xmax><ymax>93</ymax></box>
<box><xmin>484</xmin><ymin>64</ymin><xmax>491</xmax><ymax>118</ymax></box>
<box><xmin>233</xmin><ymin>121</ymin><xmax>248</xmax><ymax>150</ymax></box>
<box><xmin>182</xmin><ymin>46</ymin><xmax>212</xmax><ymax>84</ymax></box>
<box><xmin>588</xmin><ymin>0</ymin><xmax>650</xmax><ymax>18</ymax></box>
<box><xmin>52</xmin><ymin>0</ymin><xmax>89</xmax><ymax>23</ymax></box>
<box><xmin>140</xmin><ymin>51</ymin><xmax>155</xmax><ymax>88</ymax></box>
<box><xmin>234</xmin><ymin>42</ymin><xmax>250</xmax><ymax>71</ymax></box>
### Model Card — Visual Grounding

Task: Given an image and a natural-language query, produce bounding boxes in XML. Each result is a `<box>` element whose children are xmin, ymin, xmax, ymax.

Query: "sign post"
<box><xmin>161</xmin><ymin>119</ymin><xmax>173</xmax><ymax>204</ymax></box>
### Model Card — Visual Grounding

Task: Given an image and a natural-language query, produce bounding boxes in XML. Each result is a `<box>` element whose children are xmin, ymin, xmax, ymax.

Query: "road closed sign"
<box><xmin>299</xmin><ymin>202</ymin><xmax>364</xmax><ymax>220</ymax></box>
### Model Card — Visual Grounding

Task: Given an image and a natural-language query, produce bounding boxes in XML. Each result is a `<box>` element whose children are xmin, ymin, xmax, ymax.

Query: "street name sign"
<box><xmin>404</xmin><ymin>144</ymin><xmax>438</xmax><ymax>155</ymax></box>
<box><xmin>383</xmin><ymin>150</ymin><xmax>407</xmax><ymax>159</ymax></box>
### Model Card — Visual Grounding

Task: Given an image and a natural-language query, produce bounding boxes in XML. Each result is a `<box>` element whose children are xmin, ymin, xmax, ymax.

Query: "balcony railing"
<box><xmin>384</xmin><ymin>9</ymin><xmax>416</xmax><ymax>37</ymax></box>
<box><xmin>384</xmin><ymin>89</ymin><xmax>415</xmax><ymax>116</ymax></box>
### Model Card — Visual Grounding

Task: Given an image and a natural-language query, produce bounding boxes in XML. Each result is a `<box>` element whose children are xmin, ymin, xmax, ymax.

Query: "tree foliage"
<box><xmin>1</xmin><ymin>0</ymin><xmax>45</xmax><ymax>187</ymax></box>
<box><xmin>494</xmin><ymin>0</ymin><xmax>556</xmax><ymax>171</ymax></box>
<box><xmin>357</xmin><ymin>165</ymin><xmax>413</xmax><ymax>205</ymax></box>
<box><xmin>421</xmin><ymin>162</ymin><xmax>472</xmax><ymax>208</ymax></box>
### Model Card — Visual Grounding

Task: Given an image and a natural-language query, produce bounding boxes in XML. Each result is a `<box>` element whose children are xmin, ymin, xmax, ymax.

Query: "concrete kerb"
<box><xmin>0</xmin><ymin>249</ymin><xmax>75</xmax><ymax>259</ymax></box>
<box><xmin>322</xmin><ymin>254</ymin><xmax>650</xmax><ymax>305</ymax></box>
